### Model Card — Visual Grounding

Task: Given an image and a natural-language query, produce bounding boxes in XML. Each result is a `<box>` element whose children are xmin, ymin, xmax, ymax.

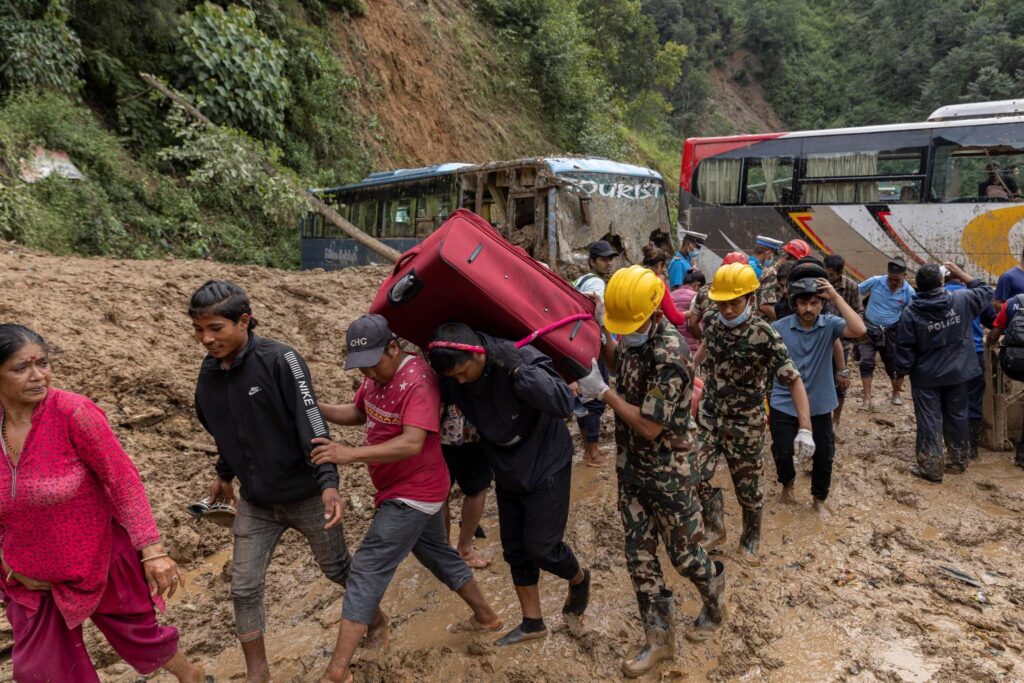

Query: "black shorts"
<box><xmin>442</xmin><ymin>443</ymin><xmax>493</xmax><ymax>496</ymax></box>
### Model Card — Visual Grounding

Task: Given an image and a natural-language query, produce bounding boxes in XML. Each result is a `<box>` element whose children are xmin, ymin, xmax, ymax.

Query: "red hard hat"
<box><xmin>722</xmin><ymin>251</ymin><xmax>748</xmax><ymax>265</ymax></box>
<box><xmin>783</xmin><ymin>239</ymin><xmax>811</xmax><ymax>260</ymax></box>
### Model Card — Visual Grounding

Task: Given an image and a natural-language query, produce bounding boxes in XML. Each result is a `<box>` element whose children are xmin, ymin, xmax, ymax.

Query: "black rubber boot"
<box><xmin>622</xmin><ymin>591</ymin><xmax>674</xmax><ymax>678</ymax></box>
<box><xmin>910</xmin><ymin>465</ymin><xmax>942</xmax><ymax>483</ymax></box>
<box><xmin>686</xmin><ymin>560</ymin><xmax>726</xmax><ymax>643</ymax></box>
<box><xmin>969</xmin><ymin>419</ymin><xmax>983</xmax><ymax>460</ymax></box>
<box><xmin>701</xmin><ymin>488</ymin><xmax>727</xmax><ymax>549</ymax></box>
<box><xmin>562</xmin><ymin>568</ymin><xmax>591</xmax><ymax>617</ymax></box>
<box><xmin>739</xmin><ymin>508</ymin><xmax>762</xmax><ymax>559</ymax></box>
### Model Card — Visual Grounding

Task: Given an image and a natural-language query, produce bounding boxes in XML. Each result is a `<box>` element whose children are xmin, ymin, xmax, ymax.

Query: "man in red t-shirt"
<box><xmin>312</xmin><ymin>315</ymin><xmax>502</xmax><ymax>683</ymax></box>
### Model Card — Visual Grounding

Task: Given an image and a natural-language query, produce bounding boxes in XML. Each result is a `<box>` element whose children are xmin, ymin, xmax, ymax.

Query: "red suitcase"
<box><xmin>369</xmin><ymin>209</ymin><xmax>600</xmax><ymax>380</ymax></box>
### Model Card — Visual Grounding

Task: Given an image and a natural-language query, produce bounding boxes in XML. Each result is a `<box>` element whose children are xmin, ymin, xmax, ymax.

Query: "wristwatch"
<box><xmin>837</xmin><ymin>369</ymin><xmax>850</xmax><ymax>377</ymax></box>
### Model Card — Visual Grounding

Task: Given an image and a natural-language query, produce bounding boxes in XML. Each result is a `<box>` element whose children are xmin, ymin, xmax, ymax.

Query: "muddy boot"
<box><xmin>739</xmin><ymin>508</ymin><xmax>762</xmax><ymax>559</ymax></box>
<box><xmin>969</xmin><ymin>420</ymin><xmax>983</xmax><ymax>460</ymax></box>
<box><xmin>909</xmin><ymin>465</ymin><xmax>942</xmax><ymax>483</ymax></box>
<box><xmin>622</xmin><ymin>592</ymin><xmax>675</xmax><ymax>678</ymax></box>
<box><xmin>686</xmin><ymin>561</ymin><xmax>726</xmax><ymax>643</ymax></box>
<box><xmin>701</xmin><ymin>488</ymin><xmax>727</xmax><ymax>549</ymax></box>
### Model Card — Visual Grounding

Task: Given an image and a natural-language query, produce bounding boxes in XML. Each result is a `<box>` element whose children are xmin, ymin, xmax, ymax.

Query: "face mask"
<box><xmin>764</xmin><ymin>255</ymin><xmax>775</xmax><ymax>268</ymax></box>
<box><xmin>718</xmin><ymin>303</ymin><xmax>752</xmax><ymax>329</ymax></box>
<box><xmin>621</xmin><ymin>321</ymin><xmax>652</xmax><ymax>347</ymax></box>
<box><xmin>689</xmin><ymin>249</ymin><xmax>701</xmax><ymax>260</ymax></box>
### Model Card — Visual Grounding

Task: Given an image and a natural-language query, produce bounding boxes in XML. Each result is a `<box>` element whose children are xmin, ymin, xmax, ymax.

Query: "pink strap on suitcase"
<box><xmin>427</xmin><ymin>313</ymin><xmax>594</xmax><ymax>355</ymax></box>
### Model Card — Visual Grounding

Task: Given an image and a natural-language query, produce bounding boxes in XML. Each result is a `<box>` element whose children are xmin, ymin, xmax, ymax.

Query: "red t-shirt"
<box><xmin>354</xmin><ymin>356</ymin><xmax>450</xmax><ymax>507</ymax></box>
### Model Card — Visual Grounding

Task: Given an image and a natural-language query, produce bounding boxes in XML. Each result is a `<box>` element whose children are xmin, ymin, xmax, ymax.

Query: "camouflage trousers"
<box><xmin>618</xmin><ymin>476</ymin><xmax>713</xmax><ymax>597</ymax></box>
<box><xmin>696</xmin><ymin>419</ymin><xmax>766</xmax><ymax>512</ymax></box>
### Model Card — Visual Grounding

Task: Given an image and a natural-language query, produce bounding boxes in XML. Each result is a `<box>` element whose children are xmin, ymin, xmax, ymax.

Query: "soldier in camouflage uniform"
<box><xmin>687</xmin><ymin>252</ymin><xmax>751</xmax><ymax>341</ymax></box>
<box><xmin>757</xmin><ymin>239</ymin><xmax>812</xmax><ymax>321</ymax></box>
<box><xmin>695</xmin><ymin>263</ymin><xmax>812</xmax><ymax>560</ymax></box>
<box><xmin>578</xmin><ymin>265</ymin><xmax>725</xmax><ymax>678</ymax></box>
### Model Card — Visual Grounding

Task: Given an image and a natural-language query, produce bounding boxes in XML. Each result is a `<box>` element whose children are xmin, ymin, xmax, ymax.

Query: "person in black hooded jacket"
<box><xmin>428</xmin><ymin>322</ymin><xmax>591</xmax><ymax>647</ymax></box>
<box><xmin>893</xmin><ymin>263</ymin><xmax>993</xmax><ymax>482</ymax></box>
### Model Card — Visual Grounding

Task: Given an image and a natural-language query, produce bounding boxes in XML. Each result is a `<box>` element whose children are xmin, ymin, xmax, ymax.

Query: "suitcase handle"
<box><xmin>387</xmin><ymin>269</ymin><xmax>423</xmax><ymax>305</ymax></box>
<box><xmin>391</xmin><ymin>245</ymin><xmax>422</xmax><ymax>275</ymax></box>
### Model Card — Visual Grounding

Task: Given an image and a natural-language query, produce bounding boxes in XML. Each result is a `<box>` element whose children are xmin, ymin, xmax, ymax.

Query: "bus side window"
<box><xmin>743</xmin><ymin>157</ymin><xmax>794</xmax><ymax>204</ymax></box>
<box><xmin>385</xmin><ymin>198</ymin><xmax>414</xmax><ymax>238</ymax></box>
<box><xmin>695</xmin><ymin>159</ymin><xmax>742</xmax><ymax>204</ymax></box>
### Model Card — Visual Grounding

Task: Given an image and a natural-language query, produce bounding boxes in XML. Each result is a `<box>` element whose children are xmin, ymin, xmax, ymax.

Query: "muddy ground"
<box><xmin>0</xmin><ymin>245</ymin><xmax>1022</xmax><ymax>682</ymax></box>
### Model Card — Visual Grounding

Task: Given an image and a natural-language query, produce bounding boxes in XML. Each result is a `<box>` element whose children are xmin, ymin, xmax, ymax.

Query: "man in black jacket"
<box><xmin>893</xmin><ymin>264</ymin><xmax>993</xmax><ymax>482</ymax></box>
<box><xmin>428</xmin><ymin>323</ymin><xmax>591</xmax><ymax>646</ymax></box>
<box><xmin>189</xmin><ymin>281</ymin><xmax>349</xmax><ymax>683</ymax></box>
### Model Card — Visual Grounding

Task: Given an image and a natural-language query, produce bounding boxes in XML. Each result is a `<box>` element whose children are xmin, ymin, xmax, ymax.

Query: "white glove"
<box><xmin>584</xmin><ymin>292</ymin><xmax>606</xmax><ymax>327</ymax></box>
<box><xmin>577</xmin><ymin>359</ymin><xmax>609</xmax><ymax>401</ymax></box>
<box><xmin>794</xmin><ymin>428</ymin><xmax>815</xmax><ymax>465</ymax></box>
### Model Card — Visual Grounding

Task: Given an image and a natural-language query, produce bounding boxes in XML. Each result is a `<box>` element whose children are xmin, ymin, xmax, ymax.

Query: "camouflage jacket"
<box><xmin>759</xmin><ymin>264</ymin><xmax>781</xmax><ymax>306</ymax></box>
<box><xmin>825</xmin><ymin>274</ymin><xmax>865</xmax><ymax>349</ymax></box>
<box><xmin>693</xmin><ymin>282</ymin><xmax>764</xmax><ymax>328</ymax></box>
<box><xmin>614</xmin><ymin>318</ymin><xmax>697</xmax><ymax>489</ymax></box>
<box><xmin>699</xmin><ymin>315</ymin><xmax>800</xmax><ymax>428</ymax></box>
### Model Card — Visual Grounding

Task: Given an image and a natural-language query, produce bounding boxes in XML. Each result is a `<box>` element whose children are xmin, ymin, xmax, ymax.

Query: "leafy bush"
<box><xmin>0</xmin><ymin>0</ymin><xmax>83</xmax><ymax>96</ymax></box>
<box><xmin>178</xmin><ymin>2</ymin><xmax>291</xmax><ymax>139</ymax></box>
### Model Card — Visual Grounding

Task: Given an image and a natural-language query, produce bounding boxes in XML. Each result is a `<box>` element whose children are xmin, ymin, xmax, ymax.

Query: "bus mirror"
<box><xmin>580</xmin><ymin>196</ymin><xmax>592</xmax><ymax>225</ymax></box>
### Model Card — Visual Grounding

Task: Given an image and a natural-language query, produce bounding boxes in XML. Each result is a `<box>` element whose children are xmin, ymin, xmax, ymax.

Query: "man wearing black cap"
<box><xmin>574</xmin><ymin>240</ymin><xmax>619</xmax><ymax>297</ymax></box>
<box><xmin>315</xmin><ymin>314</ymin><xmax>502</xmax><ymax>683</ymax></box>
<box><xmin>857</xmin><ymin>256</ymin><xmax>916</xmax><ymax>410</ymax></box>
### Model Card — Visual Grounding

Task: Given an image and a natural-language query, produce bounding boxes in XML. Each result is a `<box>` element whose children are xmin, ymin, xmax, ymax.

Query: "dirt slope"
<box><xmin>1</xmin><ymin>245</ymin><xmax>1022</xmax><ymax>682</ymax></box>
<box><xmin>709</xmin><ymin>50</ymin><xmax>786</xmax><ymax>134</ymax></box>
<box><xmin>329</xmin><ymin>0</ymin><xmax>558</xmax><ymax>168</ymax></box>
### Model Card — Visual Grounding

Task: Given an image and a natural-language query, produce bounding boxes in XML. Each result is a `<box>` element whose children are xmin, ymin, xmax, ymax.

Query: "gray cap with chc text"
<box><xmin>344</xmin><ymin>314</ymin><xmax>395</xmax><ymax>369</ymax></box>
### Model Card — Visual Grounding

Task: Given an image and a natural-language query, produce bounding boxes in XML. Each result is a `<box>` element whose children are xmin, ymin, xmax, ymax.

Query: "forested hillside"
<box><xmin>1</xmin><ymin>0</ymin><xmax>1021</xmax><ymax>268</ymax></box>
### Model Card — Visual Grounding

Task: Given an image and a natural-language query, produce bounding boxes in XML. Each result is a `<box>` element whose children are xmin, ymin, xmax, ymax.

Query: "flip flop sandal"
<box><xmin>185</xmin><ymin>499</ymin><xmax>237</xmax><ymax>528</ymax></box>
<box><xmin>446</xmin><ymin>615</ymin><xmax>503</xmax><ymax>633</ymax></box>
<box><xmin>495</xmin><ymin>625</ymin><xmax>547</xmax><ymax>646</ymax></box>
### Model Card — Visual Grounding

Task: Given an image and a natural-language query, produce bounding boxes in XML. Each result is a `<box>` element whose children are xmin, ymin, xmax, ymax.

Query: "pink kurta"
<box><xmin>0</xmin><ymin>388</ymin><xmax>161</xmax><ymax>628</ymax></box>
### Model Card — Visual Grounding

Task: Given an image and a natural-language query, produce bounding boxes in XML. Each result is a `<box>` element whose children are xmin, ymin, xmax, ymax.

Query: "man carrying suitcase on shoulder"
<box><xmin>428</xmin><ymin>325</ymin><xmax>592</xmax><ymax>646</ymax></box>
<box><xmin>576</xmin><ymin>265</ymin><xmax>725</xmax><ymax>677</ymax></box>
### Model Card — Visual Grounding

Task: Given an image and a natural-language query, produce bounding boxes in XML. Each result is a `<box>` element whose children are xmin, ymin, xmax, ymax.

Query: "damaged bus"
<box><xmin>300</xmin><ymin>157</ymin><xmax>671</xmax><ymax>275</ymax></box>
<box><xmin>678</xmin><ymin>99</ymin><xmax>1024</xmax><ymax>280</ymax></box>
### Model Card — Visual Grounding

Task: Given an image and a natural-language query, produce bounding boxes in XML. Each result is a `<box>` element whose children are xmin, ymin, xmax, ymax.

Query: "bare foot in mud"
<box><xmin>459</xmin><ymin>547</ymin><xmax>491</xmax><ymax>569</ymax></box>
<box><xmin>813</xmin><ymin>498</ymin><xmax>830</xmax><ymax>518</ymax></box>
<box><xmin>363</xmin><ymin>612</ymin><xmax>390</xmax><ymax>650</ymax></box>
<box><xmin>781</xmin><ymin>483</ymin><xmax>798</xmax><ymax>505</ymax></box>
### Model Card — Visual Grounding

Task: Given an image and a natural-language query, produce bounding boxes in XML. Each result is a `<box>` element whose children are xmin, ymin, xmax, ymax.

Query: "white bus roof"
<box><xmin>928</xmin><ymin>99</ymin><xmax>1024</xmax><ymax>121</ymax></box>
<box><xmin>542</xmin><ymin>157</ymin><xmax>663</xmax><ymax>179</ymax></box>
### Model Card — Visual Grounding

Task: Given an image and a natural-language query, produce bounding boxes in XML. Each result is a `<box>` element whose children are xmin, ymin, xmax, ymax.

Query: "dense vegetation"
<box><xmin>0</xmin><ymin>0</ymin><xmax>1021</xmax><ymax>266</ymax></box>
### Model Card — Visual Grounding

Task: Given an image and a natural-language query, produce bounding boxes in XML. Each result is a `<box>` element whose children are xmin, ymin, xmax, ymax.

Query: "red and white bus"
<box><xmin>678</xmin><ymin>100</ymin><xmax>1024</xmax><ymax>280</ymax></box>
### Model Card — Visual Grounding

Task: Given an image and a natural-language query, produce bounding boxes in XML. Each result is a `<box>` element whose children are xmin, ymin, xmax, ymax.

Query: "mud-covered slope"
<box><xmin>0</xmin><ymin>245</ymin><xmax>1021</xmax><ymax>682</ymax></box>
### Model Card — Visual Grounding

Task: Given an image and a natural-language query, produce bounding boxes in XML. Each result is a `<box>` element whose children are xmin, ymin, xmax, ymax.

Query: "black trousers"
<box><xmin>770</xmin><ymin>410</ymin><xmax>835</xmax><ymax>501</ymax></box>
<box><xmin>495</xmin><ymin>465</ymin><xmax>580</xmax><ymax>586</ymax></box>
<box><xmin>912</xmin><ymin>383</ymin><xmax>969</xmax><ymax>479</ymax></box>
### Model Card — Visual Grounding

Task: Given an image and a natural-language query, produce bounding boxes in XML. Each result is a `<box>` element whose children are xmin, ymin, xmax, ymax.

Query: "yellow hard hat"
<box><xmin>708</xmin><ymin>263</ymin><xmax>759</xmax><ymax>301</ymax></box>
<box><xmin>604</xmin><ymin>265</ymin><xmax>664</xmax><ymax>335</ymax></box>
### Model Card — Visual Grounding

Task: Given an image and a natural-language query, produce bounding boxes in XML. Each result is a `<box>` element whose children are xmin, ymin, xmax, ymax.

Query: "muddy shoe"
<box><xmin>623</xmin><ymin>593</ymin><xmax>674</xmax><ymax>678</ymax></box>
<box><xmin>686</xmin><ymin>561</ymin><xmax>725</xmax><ymax>643</ymax></box>
<box><xmin>495</xmin><ymin>621</ymin><xmax>547</xmax><ymax>646</ymax></box>
<box><xmin>909</xmin><ymin>465</ymin><xmax>942</xmax><ymax>483</ymax></box>
<box><xmin>944</xmin><ymin>461</ymin><xmax>966</xmax><ymax>475</ymax></box>
<box><xmin>891</xmin><ymin>394</ymin><xmax>904</xmax><ymax>406</ymax></box>
<box><xmin>812</xmin><ymin>498</ymin><xmax>830</xmax><ymax>518</ymax></box>
<box><xmin>562</xmin><ymin>568</ymin><xmax>591</xmax><ymax>617</ymax></box>
<box><xmin>701</xmin><ymin>488</ymin><xmax>727</xmax><ymax>548</ymax></box>
<box><xmin>739</xmin><ymin>508</ymin><xmax>762</xmax><ymax>560</ymax></box>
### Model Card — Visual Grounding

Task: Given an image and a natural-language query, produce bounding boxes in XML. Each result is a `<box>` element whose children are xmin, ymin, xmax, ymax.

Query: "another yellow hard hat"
<box><xmin>708</xmin><ymin>263</ymin><xmax>759</xmax><ymax>301</ymax></box>
<box><xmin>604</xmin><ymin>265</ymin><xmax>664</xmax><ymax>335</ymax></box>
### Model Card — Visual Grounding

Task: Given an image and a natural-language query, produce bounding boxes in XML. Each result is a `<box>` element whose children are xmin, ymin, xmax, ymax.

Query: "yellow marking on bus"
<box><xmin>960</xmin><ymin>206</ymin><xmax>1024</xmax><ymax>275</ymax></box>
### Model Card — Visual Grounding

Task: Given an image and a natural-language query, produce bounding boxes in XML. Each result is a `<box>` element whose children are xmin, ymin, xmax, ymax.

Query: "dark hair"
<box><xmin>777</xmin><ymin>261</ymin><xmax>795</xmax><ymax>282</ymax></box>
<box><xmin>428</xmin><ymin>322</ymin><xmax>482</xmax><ymax>374</ymax></box>
<box><xmin>916</xmin><ymin>264</ymin><xmax>943</xmax><ymax>291</ymax></box>
<box><xmin>0</xmin><ymin>324</ymin><xmax>48</xmax><ymax>367</ymax></box>
<box><xmin>648</xmin><ymin>230</ymin><xmax>672</xmax><ymax>251</ymax></box>
<box><xmin>684</xmin><ymin>269</ymin><xmax>706</xmax><ymax>286</ymax></box>
<box><xmin>641</xmin><ymin>243</ymin><xmax>667</xmax><ymax>268</ymax></box>
<box><xmin>188</xmin><ymin>280</ymin><xmax>258</xmax><ymax>330</ymax></box>
<box><xmin>823</xmin><ymin>254</ymin><xmax>845</xmax><ymax>272</ymax></box>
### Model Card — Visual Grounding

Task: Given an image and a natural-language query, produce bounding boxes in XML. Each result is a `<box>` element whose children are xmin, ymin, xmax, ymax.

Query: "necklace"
<box><xmin>1</xmin><ymin>415</ymin><xmax>20</xmax><ymax>458</ymax></box>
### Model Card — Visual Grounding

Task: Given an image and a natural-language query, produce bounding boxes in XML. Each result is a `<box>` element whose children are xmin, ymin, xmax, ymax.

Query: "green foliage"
<box><xmin>0</xmin><ymin>0</ymin><xmax>83</xmax><ymax>96</ymax></box>
<box><xmin>178</xmin><ymin>2</ymin><xmax>292</xmax><ymax>139</ymax></box>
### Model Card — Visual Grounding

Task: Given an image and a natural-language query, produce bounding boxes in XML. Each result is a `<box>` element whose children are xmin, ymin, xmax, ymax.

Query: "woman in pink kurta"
<box><xmin>0</xmin><ymin>324</ymin><xmax>208</xmax><ymax>683</ymax></box>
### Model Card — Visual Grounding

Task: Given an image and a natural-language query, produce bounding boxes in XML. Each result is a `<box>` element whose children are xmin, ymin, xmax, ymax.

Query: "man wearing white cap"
<box><xmin>667</xmin><ymin>229</ymin><xmax>708</xmax><ymax>291</ymax></box>
<box><xmin>750</xmin><ymin>236</ymin><xmax>783</xmax><ymax>279</ymax></box>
